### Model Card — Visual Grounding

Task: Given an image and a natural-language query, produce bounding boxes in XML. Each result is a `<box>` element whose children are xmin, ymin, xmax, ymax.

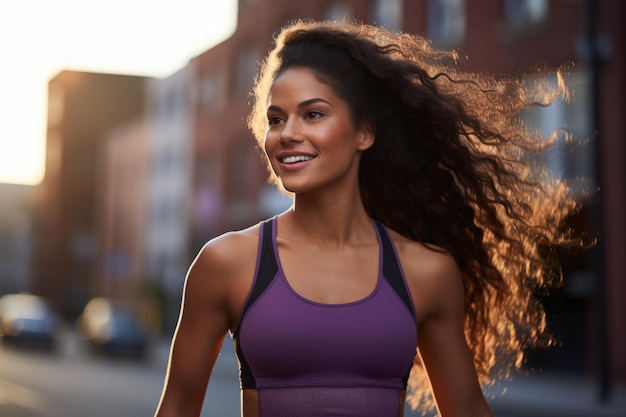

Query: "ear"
<box><xmin>357</xmin><ymin>122</ymin><xmax>375</xmax><ymax>151</ymax></box>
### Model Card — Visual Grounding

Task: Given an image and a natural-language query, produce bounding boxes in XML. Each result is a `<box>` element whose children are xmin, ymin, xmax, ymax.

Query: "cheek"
<box><xmin>316</xmin><ymin>125</ymin><xmax>357</xmax><ymax>150</ymax></box>
<box><xmin>263</xmin><ymin>130</ymin><xmax>274</xmax><ymax>154</ymax></box>
<box><xmin>263</xmin><ymin>134</ymin><xmax>279</xmax><ymax>171</ymax></box>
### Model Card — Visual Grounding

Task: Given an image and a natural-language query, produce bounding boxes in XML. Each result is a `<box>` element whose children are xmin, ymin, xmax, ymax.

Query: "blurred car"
<box><xmin>0</xmin><ymin>293</ymin><xmax>64</xmax><ymax>351</ymax></box>
<box><xmin>76</xmin><ymin>297</ymin><xmax>149</xmax><ymax>358</ymax></box>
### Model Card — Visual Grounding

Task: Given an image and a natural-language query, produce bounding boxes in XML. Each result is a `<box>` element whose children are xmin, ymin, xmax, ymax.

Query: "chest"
<box><xmin>277</xmin><ymin>240</ymin><xmax>379</xmax><ymax>304</ymax></box>
<box><xmin>237</xmin><ymin>275</ymin><xmax>418</xmax><ymax>385</ymax></box>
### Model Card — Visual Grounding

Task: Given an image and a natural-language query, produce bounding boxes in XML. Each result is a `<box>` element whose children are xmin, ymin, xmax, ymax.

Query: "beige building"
<box><xmin>0</xmin><ymin>183</ymin><xmax>34</xmax><ymax>294</ymax></box>
<box><xmin>94</xmin><ymin>118</ymin><xmax>150</xmax><ymax>302</ymax></box>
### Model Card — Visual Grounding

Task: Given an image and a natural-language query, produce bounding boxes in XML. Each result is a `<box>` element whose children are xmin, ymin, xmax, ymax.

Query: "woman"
<box><xmin>155</xmin><ymin>20</ymin><xmax>579</xmax><ymax>417</ymax></box>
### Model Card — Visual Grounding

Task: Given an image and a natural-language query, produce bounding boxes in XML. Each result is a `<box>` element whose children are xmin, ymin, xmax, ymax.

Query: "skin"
<box><xmin>154</xmin><ymin>68</ymin><xmax>494</xmax><ymax>417</ymax></box>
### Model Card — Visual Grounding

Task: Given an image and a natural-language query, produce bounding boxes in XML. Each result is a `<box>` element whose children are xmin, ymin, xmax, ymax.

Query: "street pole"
<box><xmin>586</xmin><ymin>0</ymin><xmax>610</xmax><ymax>403</ymax></box>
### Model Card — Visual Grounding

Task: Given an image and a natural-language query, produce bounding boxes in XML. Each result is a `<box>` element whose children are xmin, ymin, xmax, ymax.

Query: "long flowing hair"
<box><xmin>248</xmin><ymin>19</ymin><xmax>582</xmax><ymax>412</ymax></box>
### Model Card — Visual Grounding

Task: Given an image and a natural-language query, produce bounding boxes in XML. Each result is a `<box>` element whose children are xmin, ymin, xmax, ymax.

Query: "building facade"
<box><xmin>0</xmin><ymin>183</ymin><xmax>34</xmax><ymax>294</ymax></box>
<box><xmin>94</xmin><ymin>118</ymin><xmax>150</xmax><ymax>303</ymax></box>
<box><xmin>143</xmin><ymin>66</ymin><xmax>196</xmax><ymax>333</ymax></box>
<box><xmin>188</xmin><ymin>0</ymin><xmax>625</xmax><ymax>382</ymax></box>
<box><xmin>33</xmin><ymin>71</ymin><xmax>145</xmax><ymax>319</ymax></box>
<box><xmin>32</xmin><ymin>0</ymin><xmax>624</xmax><ymax>386</ymax></box>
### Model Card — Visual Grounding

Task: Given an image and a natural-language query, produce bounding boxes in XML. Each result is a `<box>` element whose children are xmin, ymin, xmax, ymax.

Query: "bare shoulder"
<box><xmin>386</xmin><ymin>228</ymin><xmax>460</xmax><ymax>287</ymax></box>
<box><xmin>185</xmin><ymin>224</ymin><xmax>261</xmax><ymax>300</ymax></box>
<box><xmin>385</xmin><ymin>228</ymin><xmax>463</xmax><ymax>321</ymax></box>
<box><xmin>195</xmin><ymin>224</ymin><xmax>260</xmax><ymax>271</ymax></box>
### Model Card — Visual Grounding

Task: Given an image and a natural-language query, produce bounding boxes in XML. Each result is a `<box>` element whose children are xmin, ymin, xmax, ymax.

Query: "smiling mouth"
<box><xmin>280</xmin><ymin>155</ymin><xmax>315</xmax><ymax>164</ymax></box>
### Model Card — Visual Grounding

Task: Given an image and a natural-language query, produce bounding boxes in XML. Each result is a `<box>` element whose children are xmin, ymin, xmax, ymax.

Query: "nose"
<box><xmin>279</xmin><ymin>118</ymin><xmax>303</xmax><ymax>144</ymax></box>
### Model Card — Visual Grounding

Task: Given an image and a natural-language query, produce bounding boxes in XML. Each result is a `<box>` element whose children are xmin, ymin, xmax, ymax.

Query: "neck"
<box><xmin>279</xmin><ymin>188</ymin><xmax>374</xmax><ymax>248</ymax></box>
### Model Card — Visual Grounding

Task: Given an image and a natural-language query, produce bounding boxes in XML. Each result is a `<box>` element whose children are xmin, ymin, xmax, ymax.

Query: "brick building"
<box><xmin>187</xmin><ymin>0</ymin><xmax>624</xmax><ymax>383</ymax></box>
<box><xmin>33</xmin><ymin>71</ymin><xmax>145</xmax><ymax>319</ymax></box>
<box><xmin>33</xmin><ymin>0</ymin><xmax>624</xmax><ymax>387</ymax></box>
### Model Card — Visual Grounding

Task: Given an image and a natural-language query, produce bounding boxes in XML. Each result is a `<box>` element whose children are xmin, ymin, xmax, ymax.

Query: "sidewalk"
<box><xmin>487</xmin><ymin>372</ymin><xmax>626</xmax><ymax>417</ymax></box>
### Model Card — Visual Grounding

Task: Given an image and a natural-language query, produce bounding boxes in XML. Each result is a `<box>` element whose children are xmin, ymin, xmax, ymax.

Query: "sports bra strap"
<box><xmin>239</xmin><ymin>218</ymin><xmax>277</xmax><ymax>325</ymax></box>
<box><xmin>374</xmin><ymin>222</ymin><xmax>416</xmax><ymax>318</ymax></box>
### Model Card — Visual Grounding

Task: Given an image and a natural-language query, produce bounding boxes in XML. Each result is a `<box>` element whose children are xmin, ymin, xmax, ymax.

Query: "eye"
<box><xmin>267</xmin><ymin>115</ymin><xmax>284</xmax><ymax>126</ymax></box>
<box><xmin>304</xmin><ymin>111</ymin><xmax>324</xmax><ymax>120</ymax></box>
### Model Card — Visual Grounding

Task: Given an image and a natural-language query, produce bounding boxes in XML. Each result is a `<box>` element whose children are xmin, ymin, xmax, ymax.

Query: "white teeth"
<box><xmin>281</xmin><ymin>155</ymin><xmax>313</xmax><ymax>164</ymax></box>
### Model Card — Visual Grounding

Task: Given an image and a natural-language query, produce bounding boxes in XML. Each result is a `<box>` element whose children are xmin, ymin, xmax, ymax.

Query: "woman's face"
<box><xmin>263</xmin><ymin>67</ymin><xmax>373</xmax><ymax>195</ymax></box>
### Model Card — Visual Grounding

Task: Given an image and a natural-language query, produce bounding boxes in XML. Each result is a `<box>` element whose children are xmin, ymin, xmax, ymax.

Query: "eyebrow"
<box><xmin>267</xmin><ymin>97</ymin><xmax>334</xmax><ymax>113</ymax></box>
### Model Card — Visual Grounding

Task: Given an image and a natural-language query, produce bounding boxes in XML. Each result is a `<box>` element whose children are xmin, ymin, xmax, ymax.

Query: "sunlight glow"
<box><xmin>0</xmin><ymin>0</ymin><xmax>237</xmax><ymax>185</ymax></box>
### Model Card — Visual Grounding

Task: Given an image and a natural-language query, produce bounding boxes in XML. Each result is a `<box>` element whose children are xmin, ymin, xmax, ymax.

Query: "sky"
<box><xmin>0</xmin><ymin>0</ymin><xmax>238</xmax><ymax>185</ymax></box>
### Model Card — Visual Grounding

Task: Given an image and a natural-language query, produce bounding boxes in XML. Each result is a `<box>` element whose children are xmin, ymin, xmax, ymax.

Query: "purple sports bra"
<box><xmin>233</xmin><ymin>217</ymin><xmax>418</xmax><ymax>417</ymax></box>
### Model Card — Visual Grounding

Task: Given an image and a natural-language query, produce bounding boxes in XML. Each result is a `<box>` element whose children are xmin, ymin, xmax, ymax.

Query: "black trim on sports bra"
<box><xmin>241</xmin><ymin>219</ymin><xmax>277</xmax><ymax>320</ymax></box>
<box><xmin>236</xmin><ymin>219</ymin><xmax>277</xmax><ymax>389</ymax></box>
<box><xmin>374</xmin><ymin>221</ymin><xmax>416</xmax><ymax>318</ymax></box>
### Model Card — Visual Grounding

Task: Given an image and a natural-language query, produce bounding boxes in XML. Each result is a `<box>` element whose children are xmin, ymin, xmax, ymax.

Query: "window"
<box><xmin>228</xmin><ymin>141</ymin><xmax>260</xmax><ymax>223</ymax></box>
<box><xmin>504</xmin><ymin>0</ymin><xmax>548</xmax><ymax>28</ymax></box>
<box><xmin>325</xmin><ymin>0</ymin><xmax>353</xmax><ymax>21</ymax></box>
<box><xmin>258</xmin><ymin>184</ymin><xmax>293</xmax><ymax>217</ymax></box>
<box><xmin>230</xmin><ymin>141</ymin><xmax>258</xmax><ymax>202</ymax></box>
<box><xmin>236</xmin><ymin>47</ymin><xmax>261</xmax><ymax>98</ymax></box>
<box><xmin>158</xmin><ymin>88</ymin><xmax>186</xmax><ymax>118</ymax></box>
<box><xmin>427</xmin><ymin>0</ymin><xmax>465</xmax><ymax>48</ymax></box>
<box><xmin>371</xmin><ymin>0</ymin><xmax>403</xmax><ymax>32</ymax></box>
<box><xmin>523</xmin><ymin>71</ymin><xmax>592</xmax><ymax>195</ymax></box>
<box><xmin>196</xmin><ymin>70</ymin><xmax>226</xmax><ymax>112</ymax></box>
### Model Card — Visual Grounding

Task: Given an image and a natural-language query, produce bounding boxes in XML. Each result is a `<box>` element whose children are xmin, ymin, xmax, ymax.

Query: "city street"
<box><xmin>1</xmin><ymin>332</ymin><xmax>624</xmax><ymax>417</ymax></box>
<box><xmin>0</xmin><ymin>332</ymin><xmax>241</xmax><ymax>417</ymax></box>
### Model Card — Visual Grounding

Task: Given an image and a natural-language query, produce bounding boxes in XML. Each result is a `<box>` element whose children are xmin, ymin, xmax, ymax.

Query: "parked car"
<box><xmin>0</xmin><ymin>293</ymin><xmax>64</xmax><ymax>351</ymax></box>
<box><xmin>76</xmin><ymin>297</ymin><xmax>149</xmax><ymax>358</ymax></box>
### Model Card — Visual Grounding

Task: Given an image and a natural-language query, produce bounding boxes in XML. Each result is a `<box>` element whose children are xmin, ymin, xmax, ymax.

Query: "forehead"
<box><xmin>268</xmin><ymin>67</ymin><xmax>339</xmax><ymax>103</ymax></box>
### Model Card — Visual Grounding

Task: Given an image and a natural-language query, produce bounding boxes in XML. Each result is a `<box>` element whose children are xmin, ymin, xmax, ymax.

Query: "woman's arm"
<box><xmin>154</xmin><ymin>239</ymin><xmax>235</xmax><ymax>417</ymax></box>
<box><xmin>404</xmin><ymin>244</ymin><xmax>494</xmax><ymax>417</ymax></box>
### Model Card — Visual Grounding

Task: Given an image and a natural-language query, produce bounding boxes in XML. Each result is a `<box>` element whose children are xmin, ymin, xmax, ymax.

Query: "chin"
<box><xmin>279</xmin><ymin>181</ymin><xmax>314</xmax><ymax>194</ymax></box>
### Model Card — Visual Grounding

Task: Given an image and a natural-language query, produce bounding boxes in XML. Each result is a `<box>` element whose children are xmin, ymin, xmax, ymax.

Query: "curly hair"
<box><xmin>248</xmin><ymin>19</ymin><xmax>581</xmax><ymax>413</ymax></box>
